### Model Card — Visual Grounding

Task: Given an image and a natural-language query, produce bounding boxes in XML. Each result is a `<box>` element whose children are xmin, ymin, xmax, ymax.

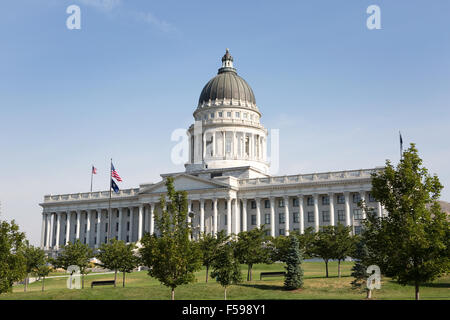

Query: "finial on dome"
<box><xmin>219</xmin><ymin>48</ymin><xmax>234</xmax><ymax>72</ymax></box>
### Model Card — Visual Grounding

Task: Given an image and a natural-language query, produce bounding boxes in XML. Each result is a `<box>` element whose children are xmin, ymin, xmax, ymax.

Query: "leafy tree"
<box><xmin>96</xmin><ymin>239</ymin><xmax>138</xmax><ymax>287</ymax></box>
<box><xmin>52</xmin><ymin>239</ymin><xmax>94</xmax><ymax>289</ymax></box>
<box><xmin>284</xmin><ymin>235</ymin><xmax>304</xmax><ymax>290</ymax></box>
<box><xmin>363</xmin><ymin>144</ymin><xmax>450</xmax><ymax>300</ymax></box>
<box><xmin>350</xmin><ymin>236</ymin><xmax>374</xmax><ymax>298</ymax></box>
<box><xmin>36</xmin><ymin>264</ymin><xmax>52</xmax><ymax>292</ymax></box>
<box><xmin>198</xmin><ymin>230</ymin><xmax>229</xmax><ymax>282</ymax></box>
<box><xmin>297</xmin><ymin>227</ymin><xmax>316</xmax><ymax>259</ymax></box>
<box><xmin>23</xmin><ymin>241</ymin><xmax>45</xmax><ymax>292</ymax></box>
<box><xmin>139</xmin><ymin>177</ymin><xmax>202</xmax><ymax>300</ymax></box>
<box><xmin>312</xmin><ymin>226</ymin><xmax>335</xmax><ymax>278</ymax></box>
<box><xmin>235</xmin><ymin>227</ymin><xmax>272</xmax><ymax>281</ymax></box>
<box><xmin>270</xmin><ymin>235</ymin><xmax>290</xmax><ymax>262</ymax></box>
<box><xmin>210</xmin><ymin>241</ymin><xmax>242</xmax><ymax>300</ymax></box>
<box><xmin>0</xmin><ymin>219</ymin><xmax>26</xmax><ymax>294</ymax></box>
<box><xmin>333</xmin><ymin>224</ymin><xmax>355</xmax><ymax>278</ymax></box>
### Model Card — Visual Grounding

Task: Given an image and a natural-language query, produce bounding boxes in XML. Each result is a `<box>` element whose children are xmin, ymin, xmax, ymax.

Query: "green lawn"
<box><xmin>1</xmin><ymin>261</ymin><xmax>448</xmax><ymax>300</ymax></box>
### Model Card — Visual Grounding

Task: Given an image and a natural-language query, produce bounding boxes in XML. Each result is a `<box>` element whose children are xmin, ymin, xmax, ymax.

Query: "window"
<box><xmin>126</xmin><ymin>235</ymin><xmax>129</xmax><ymax>242</ymax></box>
<box><xmin>218</xmin><ymin>111</ymin><xmax>223</xmax><ymax>117</ymax></box>
<box><xmin>74</xmin><ymin>225</ymin><xmax>77</xmax><ymax>234</ymax></box>
<box><xmin>243</xmin><ymin>113</ymin><xmax>248</xmax><ymax>119</ymax></box>
<box><xmin>307</xmin><ymin>197</ymin><xmax>314</xmax><ymax>206</ymax></box>
<box><xmin>83</xmin><ymin>238</ymin><xmax>86</xmax><ymax>244</ymax></box>
<box><xmin>211</xmin><ymin>202</ymin><xmax>214</xmax><ymax>210</ymax></box>
<box><xmin>337</xmin><ymin>195</ymin><xmax>345</xmax><ymax>204</ymax></box>
<box><xmin>116</xmin><ymin>222</ymin><xmax>119</xmax><ymax>232</ymax></box>
<box><xmin>95</xmin><ymin>224</ymin><xmax>97</xmax><ymax>232</ymax></box>
<box><xmin>251</xmin><ymin>215</ymin><xmax>256</xmax><ymax>225</ymax></box>
<box><xmin>354</xmin><ymin>226</ymin><xmax>362</xmax><ymax>235</ymax></box>
<box><xmin>338</xmin><ymin>210</ymin><xmax>345</xmax><ymax>222</ymax></box>
<box><xmin>96</xmin><ymin>212</ymin><xmax>98</xmax><ymax>219</ymax></box>
<box><xmin>264</xmin><ymin>200</ymin><xmax>270</xmax><ymax>208</ymax></box>
<box><xmin>251</xmin><ymin>201</ymin><xmax>256</xmax><ymax>209</ymax></box>
<box><xmin>322</xmin><ymin>196</ymin><xmax>330</xmax><ymax>205</ymax></box>
<box><xmin>84</xmin><ymin>224</ymin><xmax>87</xmax><ymax>232</ymax></box>
<box><xmin>307</xmin><ymin>212</ymin><xmax>314</xmax><ymax>222</ymax></box>
<box><xmin>278</xmin><ymin>199</ymin><xmax>284</xmax><ymax>208</ymax></box>
<box><xmin>104</xmin><ymin>237</ymin><xmax>107</xmax><ymax>243</ymax></box>
<box><xmin>353</xmin><ymin>193</ymin><xmax>361</xmax><ymax>203</ymax></box>
<box><xmin>117</xmin><ymin>212</ymin><xmax>119</xmax><ymax>218</ymax></box>
<box><xmin>265</xmin><ymin>214</ymin><xmax>270</xmax><ymax>224</ymax></box>
<box><xmin>279</xmin><ymin>213</ymin><xmax>285</xmax><ymax>224</ymax></box>
<box><xmin>322</xmin><ymin>211</ymin><xmax>330</xmax><ymax>222</ymax></box>
<box><xmin>105</xmin><ymin>223</ymin><xmax>108</xmax><ymax>232</ymax></box>
<box><xmin>293</xmin><ymin>198</ymin><xmax>299</xmax><ymax>207</ymax></box>
<box><xmin>227</xmin><ymin>111</ymin><xmax>232</xmax><ymax>117</ymax></box>
<box><xmin>127</xmin><ymin>211</ymin><xmax>130</xmax><ymax>217</ymax></box>
<box><xmin>210</xmin><ymin>113</ymin><xmax>214</xmax><ymax>118</ymax></box>
<box><xmin>94</xmin><ymin>238</ymin><xmax>97</xmax><ymax>245</ymax></box>
<box><xmin>203</xmin><ymin>114</ymin><xmax>208</xmax><ymax>120</ymax></box>
<box><xmin>279</xmin><ymin>229</ymin><xmax>285</xmax><ymax>236</ymax></box>
<box><xmin>127</xmin><ymin>221</ymin><xmax>130</xmax><ymax>231</ymax></box>
<box><xmin>235</xmin><ymin>112</ymin><xmax>240</xmax><ymax>118</ymax></box>
<box><xmin>224</xmin><ymin>214</ymin><xmax>227</xmax><ymax>225</ymax></box>
<box><xmin>368</xmin><ymin>193</ymin><xmax>376</xmax><ymax>202</ymax></box>
<box><xmin>224</xmin><ymin>201</ymin><xmax>228</xmax><ymax>209</ymax></box>
<box><xmin>293</xmin><ymin>212</ymin><xmax>299</xmax><ymax>223</ymax></box>
<box><xmin>353</xmin><ymin>209</ymin><xmax>363</xmax><ymax>220</ymax></box>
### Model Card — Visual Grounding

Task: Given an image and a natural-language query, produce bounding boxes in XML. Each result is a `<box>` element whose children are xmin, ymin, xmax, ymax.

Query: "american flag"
<box><xmin>111</xmin><ymin>163</ymin><xmax>122</xmax><ymax>182</ymax></box>
<box><xmin>92</xmin><ymin>166</ymin><xmax>97</xmax><ymax>174</ymax></box>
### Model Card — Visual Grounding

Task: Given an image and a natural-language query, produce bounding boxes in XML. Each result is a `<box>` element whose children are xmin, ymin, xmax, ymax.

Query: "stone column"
<box><xmin>233</xmin><ymin>198</ymin><xmax>239</xmax><ymax>235</ymax></box>
<box><xmin>298</xmin><ymin>195</ymin><xmax>304</xmax><ymax>234</ymax></box>
<box><xmin>255</xmin><ymin>197</ymin><xmax>261</xmax><ymax>228</ymax></box>
<box><xmin>329</xmin><ymin>192</ymin><xmax>335</xmax><ymax>226</ymax></box>
<box><xmin>40</xmin><ymin>212</ymin><xmax>46</xmax><ymax>249</ymax></box>
<box><xmin>138</xmin><ymin>204</ymin><xmax>144</xmax><ymax>241</ymax></box>
<box><xmin>313</xmin><ymin>194</ymin><xmax>319</xmax><ymax>232</ymax></box>
<box><xmin>377</xmin><ymin>202</ymin><xmax>382</xmax><ymax>218</ymax></box>
<box><xmin>360</xmin><ymin>191</ymin><xmax>366</xmax><ymax>219</ymax></box>
<box><xmin>226</xmin><ymin>198</ymin><xmax>232</xmax><ymax>236</ymax></box>
<box><xmin>96</xmin><ymin>209</ymin><xmax>101</xmax><ymax>248</ymax></box>
<box><xmin>76</xmin><ymin>210</ymin><xmax>81</xmax><ymax>240</ymax></box>
<box><xmin>213</xmin><ymin>198</ymin><xmax>218</xmax><ymax>235</ymax></box>
<box><xmin>269</xmin><ymin>197</ymin><xmax>275</xmax><ymax>237</ymax></box>
<box><xmin>200</xmin><ymin>199</ymin><xmax>205</xmax><ymax>234</ymax></box>
<box><xmin>284</xmin><ymin>196</ymin><xmax>290</xmax><ymax>236</ymax></box>
<box><xmin>118</xmin><ymin>208</ymin><xmax>123</xmax><ymax>241</ymax></box>
<box><xmin>242</xmin><ymin>198</ymin><xmax>247</xmax><ymax>232</ymax></box>
<box><xmin>49</xmin><ymin>213</ymin><xmax>54</xmax><ymax>249</ymax></box>
<box><xmin>344</xmin><ymin>192</ymin><xmax>351</xmax><ymax>227</ymax></box>
<box><xmin>129</xmin><ymin>207</ymin><xmax>134</xmax><ymax>243</ymax></box>
<box><xmin>150</xmin><ymin>203</ymin><xmax>155</xmax><ymax>234</ymax></box>
<box><xmin>55</xmin><ymin>212</ymin><xmax>61</xmax><ymax>249</ymax></box>
<box><xmin>66</xmin><ymin>211</ymin><xmax>71</xmax><ymax>245</ymax></box>
<box><xmin>86</xmin><ymin>210</ymin><xmax>92</xmax><ymax>246</ymax></box>
<box><xmin>45</xmin><ymin>213</ymin><xmax>51</xmax><ymax>250</ymax></box>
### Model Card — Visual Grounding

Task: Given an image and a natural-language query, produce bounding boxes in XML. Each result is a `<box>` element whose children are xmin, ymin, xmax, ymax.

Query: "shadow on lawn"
<box><xmin>238</xmin><ymin>283</ymin><xmax>284</xmax><ymax>291</ymax></box>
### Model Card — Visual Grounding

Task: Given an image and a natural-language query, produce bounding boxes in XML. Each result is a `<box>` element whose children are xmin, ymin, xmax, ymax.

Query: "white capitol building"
<box><xmin>40</xmin><ymin>50</ymin><xmax>385</xmax><ymax>255</ymax></box>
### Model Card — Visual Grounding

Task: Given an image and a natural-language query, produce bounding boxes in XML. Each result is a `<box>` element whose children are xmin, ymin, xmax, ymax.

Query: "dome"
<box><xmin>197</xmin><ymin>49</ymin><xmax>256</xmax><ymax>109</ymax></box>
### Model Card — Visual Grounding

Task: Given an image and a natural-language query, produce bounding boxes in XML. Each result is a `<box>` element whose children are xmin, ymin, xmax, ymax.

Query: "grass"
<box><xmin>1</xmin><ymin>261</ymin><xmax>449</xmax><ymax>300</ymax></box>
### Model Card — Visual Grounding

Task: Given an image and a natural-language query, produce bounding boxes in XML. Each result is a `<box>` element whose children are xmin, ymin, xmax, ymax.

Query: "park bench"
<box><xmin>91</xmin><ymin>280</ymin><xmax>116</xmax><ymax>288</ymax></box>
<box><xmin>260</xmin><ymin>271</ymin><xmax>286</xmax><ymax>280</ymax></box>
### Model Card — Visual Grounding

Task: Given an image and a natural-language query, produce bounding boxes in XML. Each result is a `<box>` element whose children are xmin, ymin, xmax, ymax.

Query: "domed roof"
<box><xmin>197</xmin><ymin>49</ymin><xmax>257</xmax><ymax>109</ymax></box>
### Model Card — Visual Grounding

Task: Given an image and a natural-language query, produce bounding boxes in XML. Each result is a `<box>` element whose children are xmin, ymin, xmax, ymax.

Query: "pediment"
<box><xmin>139</xmin><ymin>174</ymin><xmax>229</xmax><ymax>194</ymax></box>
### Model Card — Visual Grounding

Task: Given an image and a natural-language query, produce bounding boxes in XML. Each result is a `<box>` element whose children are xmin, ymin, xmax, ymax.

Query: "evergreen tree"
<box><xmin>350</xmin><ymin>237</ymin><xmax>373</xmax><ymax>298</ymax></box>
<box><xmin>139</xmin><ymin>177</ymin><xmax>202</xmax><ymax>300</ymax></box>
<box><xmin>210</xmin><ymin>241</ymin><xmax>242</xmax><ymax>300</ymax></box>
<box><xmin>364</xmin><ymin>144</ymin><xmax>450</xmax><ymax>300</ymax></box>
<box><xmin>198</xmin><ymin>230</ymin><xmax>229</xmax><ymax>282</ymax></box>
<box><xmin>284</xmin><ymin>235</ymin><xmax>304</xmax><ymax>290</ymax></box>
<box><xmin>0</xmin><ymin>219</ymin><xmax>26</xmax><ymax>294</ymax></box>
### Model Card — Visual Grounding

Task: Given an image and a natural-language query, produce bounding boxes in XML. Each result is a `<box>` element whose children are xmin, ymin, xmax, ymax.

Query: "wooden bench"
<box><xmin>260</xmin><ymin>271</ymin><xmax>286</xmax><ymax>280</ymax></box>
<box><xmin>91</xmin><ymin>280</ymin><xmax>115</xmax><ymax>288</ymax></box>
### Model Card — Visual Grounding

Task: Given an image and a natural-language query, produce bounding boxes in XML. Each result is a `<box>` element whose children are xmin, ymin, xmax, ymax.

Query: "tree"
<box><xmin>284</xmin><ymin>235</ymin><xmax>304</xmax><ymax>290</ymax></box>
<box><xmin>96</xmin><ymin>239</ymin><xmax>138</xmax><ymax>287</ymax></box>
<box><xmin>363</xmin><ymin>143</ymin><xmax>450</xmax><ymax>300</ymax></box>
<box><xmin>350</xmin><ymin>236</ymin><xmax>374</xmax><ymax>299</ymax></box>
<box><xmin>36</xmin><ymin>264</ymin><xmax>52</xmax><ymax>292</ymax></box>
<box><xmin>52</xmin><ymin>239</ymin><xmax>94</xmax><ymax>289</ymax></box>
<box><xmin>23</xmin><ymin>241</ymin><xmax>45</xmax><ymax>292</ymax></box>
<box><xmin>0</xmin><ymin>219</ymin><xmax>26</xmax><ymax>294</ymax></box>
<box><xmin>235</xmin><ymin>227</ymin><xmax>272</xmax><ymax>281</ymax></box>
<box><xmin>210</xmin><ymin>241</ymin><xmax>242</xmax><ymax>300</ymax></box>
<box><xmin>270</xmin><ymin>235</ymin><xmax>290</xmax><ymax>263</ymax></box>
<box><xmin>297</xmin><ymin>227</ymin><xmax>316</xmax><ymax>259</ymax></box>
<box><xmin>312</xmin><ymin>226</ymin><xmax>335</xmax><ymax>278</ymax></box>
<box><xmin>333</xmin><ymin>224</ymin><xmax>355</xmax><ymax>278</ymax></box>
<box><xmin>139</xmin><ymin>177</ymin><xmax>202</xmax><ymax>300</ymax></box>
<box><xmin>198</xmin><ymin>230</ymin><xmax>229</xmax><ymax>282</ymax></box>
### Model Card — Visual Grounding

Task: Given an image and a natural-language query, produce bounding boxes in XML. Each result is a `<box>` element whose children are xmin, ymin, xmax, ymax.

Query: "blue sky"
<box><xmin>0</xmin><ymin>0</ymin><xmax>449</xmax><ymax>245</ymax></box>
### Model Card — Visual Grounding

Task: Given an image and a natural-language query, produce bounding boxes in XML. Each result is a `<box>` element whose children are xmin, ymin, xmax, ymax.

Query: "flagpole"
<box><xmin>90</xmin><ymin>165</ymin><xmax>93</xmax><ymax>193</ymax></box>
<box><xmin>108</xmin><ymin>158</ymin><xmax>112</xmax><ymax>244</ymax></box>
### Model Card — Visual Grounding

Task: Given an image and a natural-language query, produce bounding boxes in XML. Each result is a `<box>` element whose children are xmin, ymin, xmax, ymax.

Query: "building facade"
<box><xmin>40</xmin><ymin>50</ymin><xmax>385</xmax><ymax>255</ymax></box>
